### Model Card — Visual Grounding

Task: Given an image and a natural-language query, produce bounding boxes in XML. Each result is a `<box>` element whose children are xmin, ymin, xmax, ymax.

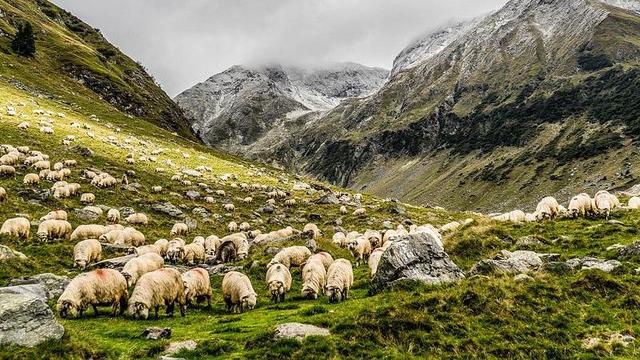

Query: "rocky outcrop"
<box><xmin>8</xmin><ymin>273</ymin><xmax>70</xmax><ymax>300</ymax></box>
<box><xmin>274</xmin><ymin>323</ymin><xmax>330</xmax><ymax>341</ymax></box>
<box><xmin>152</xmin><ymin>202</ymin><xmax>184</xmax><ymax>218</ymax></box>
<box><xmin>469</xmin><ymin>250</ymin><xmax>553</xmax><ymax>275</ymax></box>
<box><xmin>0</xmin><ymin>292</ymin><xmax>64</xmax><ymax>347</ymax></box>
<box><xmin>0</xmin><ymin>245</ymin><xmax>26</xmax><ymax>261</ymax></box>
<box><xmin>371</xmin><ymin>232</ymin><xmax>464</xmax><ymax>290</ymax></box>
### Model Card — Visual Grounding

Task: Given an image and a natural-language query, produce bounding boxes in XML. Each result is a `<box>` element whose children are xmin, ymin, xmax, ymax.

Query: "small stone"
<box><xmin>513</xmin><ymin>274</ymin><xmax>533</xmax><ymax>283</ymax></box>
<box><xmin>185</xmin><ymin>190</ymin><xmax>200</xmax><ymax>200</ymax></box>
<box><xmin>0</xmin><ymin>245</ymin><xmax>26</xmax><ymax>261</ymax></box>
<box><xmin>274</xmin><ymin>323</ymin><xmax>330</xmax><ymax>341</ymax></box>
<box><xmin>141</xmin><ymin>327</ymin><xmax>171</xmax><ymax>340</ymax></box>
<box><xmin>165</xmin><ymin>340</ymin><xmax>197</xmax><ymax>355</ymax></box>
<box><xmin>305</xmin><ymin>239</ymin><xmax>317</xmax><ymax>253</ymax></box>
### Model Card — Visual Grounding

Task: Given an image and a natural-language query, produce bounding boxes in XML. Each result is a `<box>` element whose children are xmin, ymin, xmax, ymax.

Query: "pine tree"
<box><xmin>11</xmin><ymin>22</ymin><xmax>36</xmax><ymax>57</ymax></box>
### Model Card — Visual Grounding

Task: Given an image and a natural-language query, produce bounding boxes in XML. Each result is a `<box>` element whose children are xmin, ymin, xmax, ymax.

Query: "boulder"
<box><xmin>274</xmin><ymin>323</ymin><xmax>330</xmax><ymax>341</ymax></box>
<box><xmin>616</xmin><ymin>242</ymin><xmax>640</xmax><ymax>258</ymax></box>
<box><xmin>165</xmin><ymin>340</ymin><xmax>197</xmax><ymax>355</ymax></box>
<box><xmin>75</xmin><ymin>207</ymin><xmax>101</xmax><ymax>221</ymax></box>
<box><xmin>91</xmin><ymin>255</ymin><xmax>136</xmax><ymax>270</ymax></box>
<box><xmin>314</xmin><ymin>193</ymin><xmax>339</xmax><ymax>205</ymax></box>
<box><xmin>565</xmin><ymin>257</ymin><xmax>621</xmax><ymax>273</ymax></box>
<box><xmin>8</xmin><ymin>273</ymin><xmax>69</xmax><ymax>300</ymax></box>
<box><xmin>142</xmin><ymin>327</ymin><xmax>171</xmax><ymax>340</ymax></box>
<box><xmin>152</xmin><ymin>202</ymin><xmax>184</xmax><ymax>218</ymax></box>
<box><xmin>119</xmin><ymin>207</ymin><xmax>135</xmax><ymax>218</ymax></box>
<box><xmin>0</xmin><ymin>293</ymin><xmax>64</xmax><ymax>347</ymax></box>
<box><xmin>371</xmin><ymin>232</ymin><xmax>464</xmax><ymax>290</ymax></box>
<box><xmin>185</xmin><ymin>191</ymin><xmax>200</xmax><ymax>200</ymax></box>
<box><xmin>0</xmin><ymin>245</ymin><xmax>26</xmax><ymax>261</ymax></box>
<box><xmin>469</xmin><ymin>250</ymin><xmax>545</xmax><ymax>275</ymax></box>
<box><xmin>192</xmin><ymin>207</ymin><xmax>210</xmax><ymax>218</ymax></box>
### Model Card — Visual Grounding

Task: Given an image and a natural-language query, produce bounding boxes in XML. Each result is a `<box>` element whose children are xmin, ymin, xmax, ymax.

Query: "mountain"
<box><xmin>249</xmin><ymin>0</ymin><xmax>640</xmax><ymax>212</ymax></box>
<box><xmin>0</xmin><ymin>0</ymin><xmax>193</xmax><ymax>138</ymax></box>
<box><xmin>174</xmin><ymin>63</ymin><xmax>389</xmax><ymax>155</ymax></box>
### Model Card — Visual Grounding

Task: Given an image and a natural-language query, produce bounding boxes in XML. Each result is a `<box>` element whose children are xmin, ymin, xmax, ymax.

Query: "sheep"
<box><xmin>107</xmin><ymin>209</ymin><xmax>121</xmax><ymax>223</ymax></box>
<box><xmin>347</xmin><ymin>237</ymin><xmax>372</xmax><ymax>267</ymax></box>
<box><xmin>0</xmin><ymin>165</ymin><xmax>16</xmax><ymax>176</ymax></box>
<box><xmin>37</xmin><ymin>219</ymin><xmax>72</xmax><ymax>242</ymax></box>
<box><xmin>228</xmin><ymin>221</ymin><xmax>238</xmax><ymax>232</ymax></box>
<box><xmin>166</xmin><ymin>238</ymin><xmax>186</xmax><ymax>263</ymax></box>
<box><xmin>204</xmin><ymin>235</ymin><xmax>221</xmax><ymax>254</ymax></box>
<box><xmin>113</xmin><ymin>227</ymin><xmax>146</xmax><ymax>247</ymax></box>
<box><xmin>220</xmin><ymin>233</ymin><xmax>250</xmax><ymax>259</ymax></box>
<box><xmin>40</xmin><ymin>210</ymin><xmax>67</xmax><ymax>221</ymax></box>
<box><xmin>170</xmin><ymin>223</ymin><xmax>188</xmax><ymax>237</ymax></box>
<box><xmin>80</xmin><ymin>193</ymin><xmax>95</xmax><ymax>205</ymax></box>
<box><xmin>535</xmin><ymin>196</ymin><xmax>559</xmax><ymax>220</ymax></box>
<box><xmin>0</xmin><ymin>217</ymin><xmax>30</xmax><ymax>239</ymax></box>
<box><xmin>125</xmin><ymin>213</ymin><xmax>148</xmax><ymax>225</ymax></box>
<box><xmin>340</xmin><ymin>205</ymin><xmax>348</xmax><ymax>214</ymax></box>
<box><xmin>239</xmin><ymin>222</ymin><xmax>251</xmax><ymax>232</ymax></box>
<box><xmin>154</xmin><ymin>239</ymin><xmax>169</xmax><ymax>256</ymax></box>
<box><xmin>91</xmin><ymin>173</ymin><xmax>118</xmax><ymax>188</ymax></box>
<box><xmin>131</xmin><ymin>244</ymin><xmax>161</xmax><ymax>256</ymax></box>
<box><xmin>32</xmin><ymin>160</ymin><xmax>50</xmax><ymax>170</ymax></box>
<box><xmin>204</xmin><ymin>196</ymin><xmax>214</xmax><ymax>203</ymax></box>
<box><xmin>363</xmin><ymin>229</ymin><xmax>382</xmax><ymax>248</ymax></box>
<box><xmin>594</xmin><ymin>190</ymin><xmax>617</xmax><ymax>219</ymax></box>
<box><xmin>23</xmin><ymin>173</ymin><xmax>39</xmax><ymax>186</ymax></box>
<box><xmin>243</xmin><ymin>197</ymin><xmax>254</xmax><ymax>204</ymax></box>
<box><xmin>215</xmin><ymin>189</ymin><xmax>226</xmax><ymax>196</ymax></box>
<box><xmin>57</xmin><ymin>269</ymin><xmax>128</xmax><ymax>318</ymax></box>
<box><xmin>222</xmin><ymin>271</ymin><xmax>257</xmax><ymax>313</ymax></box>
<box><xmin>182</xmin><ymin>268</ymin><xmax>212</xmax><ymax>308</ymax></box>
<box><xmin>302</xmin><ymin>223</ymin><xmax>321</xmax><ymax>239</ymax></box>
<box><xmin>71</xmin><ymin>225</ymin><xmax>107</xmax><ymax>242</ymax></box>
<box><xmin>301</xmin><ymin>258</ymin><xmax>326</xmax><ymax>300</ymax></box>
<box><xmin>368</xmin><ymin>248</ymin><xmax>385</xmax><ymax>277</ymax></box>
<box><xmin>0</xmin><ymin>187</ymin><xmax>5</xmax><ymax>202</ymax></box>
<box><xmin>64</xmin><ymin>159</ymin><xmax>77</xmax><ymax>167</ymax></box>
<box><xmin>508</xmin><ymin>210</ymin><xmax>526</xmax><ymax>223</ymax></box>
<box><xmin>121</xmin><ymin>253</ymin><xmax>164</xmax><ymax>287</ymax></box>
<box><xmin>629</xmin><ymin>196</ymin><xmax>640</xmax><ymax>210</ymax></box>
<box><xmin>306</xmin><ymin>252</ymin><xmax>334</xmax><ymax>270</ymax></box>
<box><xmin>266</xmin><ymin>264</ymin><xmax>292</xmax><ymax>303</ymax></box>
<box><xmin>73</xmin><ymin>239</ymin><xmax>102</xmax><ymax>270</ymax></box>
<box><xmin>568</xmin><ymin>193</ymin><xmax>593</xmax><ymax>218</ymax></box>
<box><xmin>182</xmin><ymin>243</ymin><xmax>206</xmax><ymax>265</ymax></box>
<box><xmin>267</xmin><ymin>246</ymin><xmax>312</xmax><ymax>269</ymax></box>
<box><xmin>525</xmin><ymin>213</ymin><xmax>536</xmax><ymax>222</ymax></box>
<box><xmin>213</xmin><ymin>240</ymin><xmax>238</xmax><ymax>264</ymax></box>
<box><xmin>352</xmin><ymin>208</ymin><xmax>366</xmax><ymax>216</ymax></box>
<box><xmin>128</xmin><ymin>268</ymin><xmax>186</xmax><ymax>319</ymax></box>
<box><xmin>325</xmin><ymin>259</ymin><xmax>354</xmax><ymax>303</ymax></box>
<box><xmin>223</xmin><ymin>203</ymin><xmax>235</xmax><ymax>212</ymax></box>
<box><xmin>152</xmin><ymin>186</ymin><xmax>163</xmax><ymax>193</ymax></box>
<box><xmin>332</xmin><ymin>232</ymin><xmax>347</xmax><ymax>247</ymax></box>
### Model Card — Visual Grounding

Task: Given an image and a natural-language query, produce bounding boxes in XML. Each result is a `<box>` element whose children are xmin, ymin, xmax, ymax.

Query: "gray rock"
<box><xmin>274</xmin><ymin>323</ymin><xmax>330</xmax><ymax>341</ymax></box>
<box><xmin>616</xmin><ymin>242</ymin><xmax>640</xmax><ymax>258</ymax></box>
<box><xmin>91</xmin><ymin>255</ymin><xmax>136</xmax><ymax>270</ymax></box>
<box><xmin>469</xmin><ymin>250</ymin><xmax>544</xmax><ymax>276</ymax></box>
<box><xmin>565</xmin><ymin>257</ymin><xmax>621</xmax><ymax>273</ymax></box>
<box><xmin>382</xmin><ymin>220</ymin><xmax>393</xmax><ymax>229</ymax></box>
<box><xmin>305</xmin><ymin>239</ymin><xmax>317</xmax><ymax>253</ymax></box>
<box><xmin>8</xmin><ymin>273</ymin><xmax>69</xmax><ymax>300</ymax></box>
<box><xmin>0</xmin><ymin>293</ymin><xmax>64</xmax><ymax>347</ymax></box>
<box><xmin>264</xmin><ymin>247</ymin><xmax>281</xmax><ymax>256</ymax></box>
<box><xmin>165</xmin><ymin>340</ymin><xmax>197</xmax><ymax>355</ymax></box>
<box><xmin>315</xmin><ymin>193</ymin><xmax>339</xmax><ymax>205</ymax></box>
<box><xmin>515</xmin><ymin>235</ymin><xmax>545</xmax><ymax>247</ymax></box>
<box><xmin>192</xmin><ymin>207</ymin><xmax>210</xmax><ymax>218</ymax></box>
<box><xmin>121</xmin><ymin>184</ymin><xmax>139</xmax><ymax>193</ymax></box>
<box><xmin>119</xmin><ymin>207</ymin><xmax>135</xmax><ymax>218</ymax></box>
<box><xmin>75</xmin><ymin>207</ymin><xmax>102</xmax><ymax>221</ymax></box>
<box><xmin>371</xmin><ymin>232</ymin><xmax>464</xmax><ymax>290</ymax></box>
<box><xmin>71</xmin><ymin>145</ymin><xmax>93</xmax><ymax>157</ymax></box>
<box><xmin>513</xmin><ymin>273</ymin><xmax>534</xmax><ymax>283</ymax></box>
<box><xmin>387</xmin><ymin>204</ymin><xmax>406</xmax><ymax>215</ymax></box>
<box><xmin>184</xmin><ymin>217</ymin><xmax>197</xmax><ymax>230</ymax></box>
<box><xmin>142</xmin><ymin>327</ymin><xmax>171</xmax><ymax>340</ymax></box>
<box><xmin>152</xmin><ymin>202</ymin><xmax>184</xmax><ymax>218</ymax></box>
<box><xmin>0</xmin><ymin>245</ymin><xmax>26</xmax><ymax>260</ymax></box>
<box><xmin>185</xmin><ymin>191</ymin><xmax>200</xmax><ymax>200</ymax></box>
<box><xmin>159</xmin><ymin>357</ymin><xmax>185</xmax><ymax>360</ymax></box>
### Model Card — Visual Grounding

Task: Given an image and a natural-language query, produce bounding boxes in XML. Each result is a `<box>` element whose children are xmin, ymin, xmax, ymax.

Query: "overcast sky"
<box><xmin>52</xmin><ymin>0</ymin><xmax>507</xmax><ymax>97</ymax></box>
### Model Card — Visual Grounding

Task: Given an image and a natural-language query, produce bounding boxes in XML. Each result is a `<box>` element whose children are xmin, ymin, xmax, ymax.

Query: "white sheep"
<box><xmin>222</xmin><ymin>271</ymin><xmax>257</xmax><ymax>313</ymax></box>
<box><xmin>266</xmin><ymin>263</ymin><xmax>292</xmax><ymax>303</ymax></box>
<box><xmin>368</xmin><ymin>248</ymin><xmax>385</xmax><ymax>277</ymax></box>
<box><xmin>223</xmin><ymin>203</ymin><xmax>235</xmax><ymax>212</ymax></box>
<box><xmin>154</xmin><ymin>239</ymin><xmax>169</xmax><ymax>256</ymax></box>
<box><xmin>568</xmin><ymin>193</ymin><xmax>593</xmax><ymax>218</ymax></box>
<box><xmin>121</xmin><ymin>253</ymin><xmax>164</xmax><ymax>287</ymax></box>
<box><xmin>107</xmin><ymin>209</ymin><xmax>121</xmax><ymax>223</ymax></box>
<box><xmin>182</xmin><ymin>243</ymin><xmax>206</xmax><ymax>265</ymax></box>
<box><xmin>332</xmin><ymin>232</ymin><xmax>347</xmax><ymax>247</ymax></box>
<box><xmin>268</xmin><ymin>246</ymin><xmax>312</xmax><ymax>268</ymax></box>
<box><xmin>204</xmin><ymin>235</ymin><xmax>221</xmax><ymax>255</ymax></box>
<box><xmin>37</xmin><ymin>219</ymin><xmax>72</xmax><ymax>242</ymax></box>
<box><xmin>228</xmin><ymin>221</ymin><xmax>238</xmax><ymax>232</ymax></box>
<box><xmin>182</xmin><ymin>268</ymin><xmax>212</xmax><ymax>308</ymax></box>
<box><xmin>57</xmin><ymin>269</ymin><xmax>128</xmax><ymax>318</ymax></box>
<box><xmin>0</xmin><ymin>187</ymin><xmax>6</xmax><ymax>202</ymax></box>
<box><xmin>71</xmin><ymin>224</ymin><xmax>107</xmax><ymax>242</ymax></box>
<box><xmin>73</xmin><ymin>239</ymin><xmax>102</xmax><ymax>270</ymax></box>
<box><xmin>132</xmin><ymin>244</ymin><xmax>161</xmax><ymax>256</ymax></box>
<box><xmin>340</xmin><ymin>205</ymin><xmax>348</xmax><ymax>214</ymax></box>
<box><xmin>301</xmin><ymin>257</ymin><xmax>326</xmax><ymax>300</ymax></box>
<box><xmin>113</xmin><ymin>227</ymin><xmax>145</xmax><ymax>247</ymax></box>
<box><xmin>352</xmin><ymin>208</ymin><xmax>366</xmax><ymax>216</ymax></box>
<box><xmin>629</xmin><ymin>196</ymin><xmax>640</xmax><ymax>210</ymax></box>
<box><xmin>170</xmin><ymin>223</ymin><xmax>188</xmax><ymax>237</ymax></box>
<box><xmin>1</xmin><ymin>217</ymin><xmax>30</xmax><ymax>239</ymax></box>
<box><xmin>23</xmin><ymin>173</ymin><xmax>39</xmax><ymax>186</ymax></box>
<box><xmin>40</xmin><ymin>210</ymin><xmax>67</xmax><ymax>221</ymax></box>
<box><xmin>535</xmin><ymin>196</ymin><xmax>559</xmax><ymax>220</ymax></box>
<box><xmin>325</xmin><ymin>259</ymin><xmax>354</xmax><ymax>303</ymax></box>
<box><xmin>594</xmin><ymin>190</ymin><xmax>618</xmax><ymax>219</ymax></box>
<box><xmin>347</xmin><ymin>237</ymin><xmax>372</xmax><ymax>267</ymax></box>
<box><xmin>302</xmin><ymin>223</ymin><xmax>321</xmax><ymax>239</ymax></box>
<box><xmin>0</xmin><ymin>165</ymin><xmax>16</xmax><ymax>176</ymax></box>
<box><xmin>166</xmin><ymin>238</ymin><xmax>186</xmax><ymax>263</ymax></box>
<box><xmin>80</xmin><ymin>193</ymin><xmax>95</xmax><ymax>205</ymax></box>
<box><xmin>128</xmin><ymin>268</ymin><xmax>186</xmax><ymax>319</ymax></box>
<box><xmin>125</xmin><ymin>213</ymin><xmax>148</xmax><ymax>225</ymax></box>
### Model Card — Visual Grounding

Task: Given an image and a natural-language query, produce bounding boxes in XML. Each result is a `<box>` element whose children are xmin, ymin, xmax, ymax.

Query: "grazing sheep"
<box><xmin>629</xmin><ymin>196</ymin><xmax>640</xmax><ymax>210</ymax></box>
<box><xmin>121</xmin><ymin>253</ymin><xmax>164</xmax><ymax>287</ymax></box>
<box><xmin>128</xmin><ymin>268</ymin><xmax>186</xmax><ymax>319</ymax></box>
<box><xmin>71</xmin><ymin>225</ymin><xmax>107</xmax><ymax>242</ymax></box>
<box><xmin>306</xmin><ymin>252</ymin><xmax>334</xmax><ymax>270</ymax></box>
<box><xmin>203</xmin><ymin>235</ymin><xmax>220</xmax><ymax>255</ymax></box>
<box><xmin>131</xmin><ymin>244</ymin><xmax>161</xmax><ymax>256</ymax></box>
<box><xmin>40</xmin><ymin>210</ymin><xmax>67</xmax><ymax>221</ymax></box>
<box><xmin>363</xmin><ymin>230</ymin><xmax>383</xmax><ymax>248</ymax></box>
<box><xmin>332</xmin><ymin>232</ymin><xmax>346</xmax><ymax>247</ymax></box>
<box><xmin>244</xmin><ymin>197</ymin><xmax>254</xmax><ymax>204</ymax></box>
<box><xmin>37</xmin><ymin>219</ymin><xmax>72</xmax><ymax>242</ymax></box>
<box><xmin>368</xmin><ymin>248</ymin><xmax>385</xmax><ymax>277</ymax></box>
<box><xmin>170</xmin><ymin>223</ymin><xmax>188</xmax><ymax>237</ymax></box>
<box><xmin>594</xmin><ymin>190</ymin><xmax>617</xmax><ymax>219</ymax></box>
<box><xmin>23</xmin><ymin>173</ymin><xmax>39</xmax><ymax>186</ymax></box>
<box><xmin>268</xmin><ymin>246</ymin><xmax>312</xmax><ymax>269</ymax></box>
<box><xmin>152</xmin><ymin>186</ymin><xmax>163</xmax><ymax>193</ymax></box>
<box><xmin>0</xmin><ymin>165</ymin><xmax>16</xmax><ymax>176</ymax></box>
<box><xmin>0</xmin><ymin>217</ymin><xmax>30</xmax><ymax>239</ymax></box>
<box><xmin>302</xmin><ymin>223</ymin><xmax>321</xmax><ymax>239</ymax></box>
<box><xmin>325</xmin><ymin>259</ymin><xmax>354</xmax><ymax>303</ymax></box>
<box><xmin>80</xmin><ymin>193</ymin><xmax>95</xmax><ymax>205</ymax></box>
<box><xmin>535</xmin><ymin>196</ymin><xmax>560</xmax><ymax>221</ymax></box>
<box><xmin>352</xmin><ymin>208</ymin><xmax>366</xmax><ymax>216</ymax></box>
<box><xmin>113</xmin><ymin>227</ymin><xmax>146</xmax><ymax>247</ymax></box>
<box><xmin>228</xmin><ymin>221</ymin><xmax>238</xmax><ymax>232</ymax></box>
<box><xmin>239</xmin><ymin>222</ymin><xmax>251</xmax><ymax>232</ymax></box>
<box><xmin>107</xmin><ymin>209</ymin><xmax>121</xmax><ymax>223</ymax></box>
<box><xmin>0</xmin><ymin>187</ymin><xmax>5</xmax><ymax>202</ymax></box>
<box><xmin>213</xmin><ymin>240</ymin><xmax>238</xmax><ymax>264</ymax></box>
<box><xmin>154</xmin><ymin>239</ymin><xmax>169</xmax><ymax>256</ymax></box>
<box><xmin>220</xmin><ymin>233</ymin><xmax>250</xmax><ymax>259</ymax></box>
<box><xmin>340</xmin><ymin>205</ymin><xmax>348</xmax><ymax>214</ymax></box>
<box><xmin>223</xmin><ymin>203</ymin><xmax>235</xmax><ymax>212</ymax></box>
<box><xmin>91</xmin><ymin>173</ymin><xmax>118</xmax><ymax>188</ymax></box>
<box><xmin>266</xmin><ymin>264</ymin><xmax>292</xmax><ymax>303</ymax></box>
<box><xmin>182</xmin><ymin>243</ymin><xmax>206</xmax><ymax>265</ymax></box>
<box><xmin>222</xmin><ymin>271</ymin><xmax>257</xmax><ymax>313</ymax></box>
<box><xmin>166</xmin><ymin>238</ymin><xmax>186</xmax><ymax>263</ymax></box>
<box><xmin>125</xmin><ymin>213</ymin><xmax>148</xmax><ymax>225</ymax></box>
<box><xmin>32</xmin><ymin>160</ymin><xmax>50</xmax><ymax>170</ymax></box>
<box><xmin>73</xmin><ymin>239</ymin><xmax>102</xmax><ymax>270</ymax></box>
<box><xmin>301</xmin><ymin>258</ymin><xmax>327</xmax><ymax>300</ymax></box>
<box><xmin>568</xmin><ymin>193</ymin><xmax>593</xmax><ymax>218</ymax></box>
<box><xmin>182</xmin><ymin>268</ymin><xmax>212</xmax><ymax>308</ymax></box>
<box><xmin>57</xmin><ymin>269</ymin><xmax>128</xmax><ymax>318</ymax></box>
<box><xmin>347</xmin><ymin>237</ymin><xmax>372</xmax><ymax>267</ymax></box>
<box><xmin>204</xmin><ymin>196</ymin><xmax>214</xmax><ymax>203</ymax></box>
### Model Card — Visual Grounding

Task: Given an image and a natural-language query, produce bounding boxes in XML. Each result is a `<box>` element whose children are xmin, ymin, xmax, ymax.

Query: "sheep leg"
<box><xmin>119</xmin><ymin>296</ymin><xmax>127</xmax><ymax>315</ymax></box>
<box><xmin>167</xmin><ymin>302</ymin><xmax>175</xmax><ymax>317</ymax></box>
<box><xmin>343</xmin><ymin>288</ymin><xmax>349</xmax><ymax>300</ymax></box>
<box><xmin>111</xmin><ymin>302</ymin><xmax>118</xmax><ymax>317</ymax></box>
<box><xmin>206</xmin><ymin>295</ymin><xmax>211</xmax><ymax>308</ymax></box>
<box><xmin>179</xmin><ymin>304</ymin><xmax>186</xmax><ymax>317</ymax></box>
<box><xmin>154</xmin><ymin>306</ymin><xmax>160</xmax><ymax>319</ymax></box>
<box><xmin>280</xmin><ymin>293</ymin><xmax>285</xmax><ymax>303</ymax></box>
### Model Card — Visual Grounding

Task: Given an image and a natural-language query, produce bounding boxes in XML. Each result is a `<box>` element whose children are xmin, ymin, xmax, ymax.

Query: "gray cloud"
<box><xmin>51</xmin><ymin>0</ymin><xmax>507</xmax><ymax>96</ymax></box>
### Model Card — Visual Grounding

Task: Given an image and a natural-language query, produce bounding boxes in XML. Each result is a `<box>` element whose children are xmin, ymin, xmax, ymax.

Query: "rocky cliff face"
<box><xmin>175</xmin><ymin>63</ymin><xmax>388</xmax><ymax>154</ymax></box>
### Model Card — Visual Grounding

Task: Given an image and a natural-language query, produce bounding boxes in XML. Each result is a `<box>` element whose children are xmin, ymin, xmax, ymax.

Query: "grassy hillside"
<box><xmin>0</xmin><ymin>0</ymin><xmax>194</xmax><ymax>138</ymax></box>
<box><xmin>1</xmin><ymin>76</ymin><xmax>640</xmax><ymax>359</ymax></box>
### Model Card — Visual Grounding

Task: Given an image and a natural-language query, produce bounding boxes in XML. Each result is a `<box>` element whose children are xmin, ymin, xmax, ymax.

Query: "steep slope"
<box><xmin>175</xmin><ymin>63</ymin><xmax>388</xmax><ymax>154</ymax></box>
<box><xmin>262</xmin><ymin>0</ymin><xmax>640</xmax><ymax>212</ymax></box>
<box><xmin>0</xmin><ymin>0</ymin><xmax>193</xmax><ymax>138</ymax></box>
